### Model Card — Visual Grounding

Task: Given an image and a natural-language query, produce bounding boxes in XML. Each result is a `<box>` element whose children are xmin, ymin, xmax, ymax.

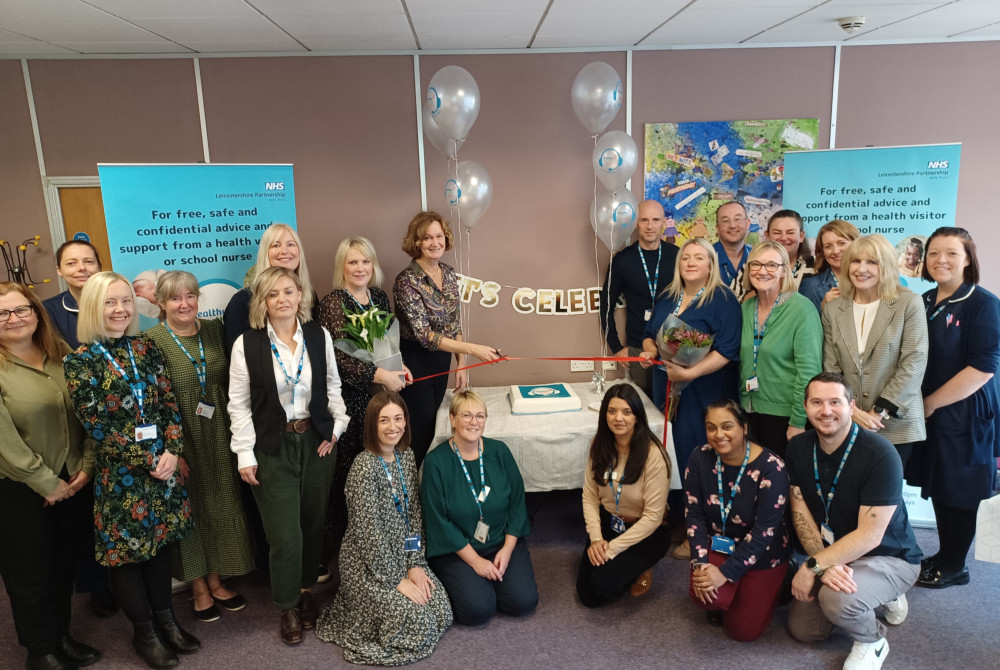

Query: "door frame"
<box><xmin>43</xmin><ymin>176</ymin><xmax>101</xmax><ymax>293</ymax></box>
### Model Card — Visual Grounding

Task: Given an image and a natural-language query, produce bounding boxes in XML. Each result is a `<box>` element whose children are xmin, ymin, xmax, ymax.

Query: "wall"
<box><xmin>4</xmin><ymin>41</ymin><xmax>998</xmax><ymax>386</ymax></box>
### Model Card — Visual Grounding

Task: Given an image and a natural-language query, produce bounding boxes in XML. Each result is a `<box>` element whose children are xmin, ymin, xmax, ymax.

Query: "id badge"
<box><xmin>711</xmin><ymin>535</ymin><xmax>735</xmax><ymax>555</ymax></box>
<box><xmin>403</xmin><ymin>534</ymin><xmax>421</xmax><ymax>552</ymax></box>
<box><xmin>195</xmin><ymin>400</ymin><xmax>215</xmax><ymax>419</ymax></box>
<box><xmin>610</xmin><ymin>514</ymin><xmax>626</xmax><ymax>534</ymax></box>
<box><xmin>821</xmin><ymin>523</ymin><xmax>836</xmax><ymax>546</ymax></box>
<box><xmin>644</xmin><ymin>309</ymin><xmax>652</xmax><ymax>322</ymax></box>
<box><xmin>745</xmin><ymin>376</ymin><xmax>759</xmax><ymax>392</ymax></box>
<box><xmin>474</xmin><ymin>519</ymin><xmax>490</xmax><ymax>543</ymax></box>
<box><xmin>477</xmin><ymin>485</ymin><xmax>491</xmax><ymax>504</ymax></box>
<box><xmin>135</xmin><ymin>424</ymin><xmax>158</xmax><ymax>441</ymax></box>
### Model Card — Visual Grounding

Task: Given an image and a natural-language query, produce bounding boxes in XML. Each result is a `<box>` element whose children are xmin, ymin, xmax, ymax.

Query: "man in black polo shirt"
<box><xmin>599</xmin><ymin>199</ymin><xmax>678</xmax><ymax>398</ymax></box>
<box><xmin>786</xmin><ymin>372</ymin><xmax>921</xmax><ymax>670</ymax></box>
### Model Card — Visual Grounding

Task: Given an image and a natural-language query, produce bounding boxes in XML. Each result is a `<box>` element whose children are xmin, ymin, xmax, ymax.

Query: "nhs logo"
<box><xmin>264</xmin><ymin>182</ymin><xmax>285</xmax><ymax>191</ymax></box>
<box><xmin>926</xmin><ymin>161</ymin><xmax>949</xmax><ymax>169</ymax></box>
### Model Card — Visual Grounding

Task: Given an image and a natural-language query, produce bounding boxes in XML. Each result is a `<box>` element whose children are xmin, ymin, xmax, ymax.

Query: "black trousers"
<box><xmin>429</xmin><ymin>541</ymin><xmax>538</xmax><ymax>625</ymax></box>
<box><xmin>399</xmin><ymin>339</ymin><xmax>451</xmax><ymax>467</ymax></box>
<box><xmin>0</xmin><ymin>476</ymin><xmax>92</xmax><ymax>655</ymax></box>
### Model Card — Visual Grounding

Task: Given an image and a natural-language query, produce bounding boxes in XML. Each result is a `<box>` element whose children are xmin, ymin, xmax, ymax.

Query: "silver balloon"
<box><xmin>590</xmin><ymin>187</ymin><xmax>638</xmax><ymax>252</ymax></box>
<box><xmin>571</xmin><ymin>62</ymin><xmax>623</xmax><ymax>135</ymax></box>
<box><xmin>426</xmin><ymin>66</ymin><xmax>481</xmax><ymax>143</ymax></box>
<box><xmin>444</xmin><ymin>160</ymin><xmax>493</xmax><ymax>229</ymax></box>
<box><xmin>422</xmin><ymin>105</ymin><xmax>458</xmax><ymax>158</ymax></box>
<box><xmin>593</xmin><ymin>130</ymin><xmax>638</xmax><ymax>193</ymax></box>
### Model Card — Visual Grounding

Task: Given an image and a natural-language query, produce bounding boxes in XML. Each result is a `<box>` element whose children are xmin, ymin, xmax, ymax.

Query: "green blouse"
<box><xmin>421</xmin><ymin>437</ymin><xmax>530</xmax><ymax>556</ymax></box>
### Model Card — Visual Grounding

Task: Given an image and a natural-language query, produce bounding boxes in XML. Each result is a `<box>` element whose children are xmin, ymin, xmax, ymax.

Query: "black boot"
<box><xmin>153</xmin><ymin>609</ymin><xmax>201</xmax><ymax>654</ymax></box>
<box><xmin>132</xmin><ymin>620</ymin><xmax>178</xmax><ymax>669</ymax></box>
<box><xmin>25</xmin><ymin>653</ymin><xmax>75</xmax><ymax>670</ymax></box>
<box><xmin>57</xmin><ymin>636</ymin><xmax>101</xmax><ymax>667</ymax></box>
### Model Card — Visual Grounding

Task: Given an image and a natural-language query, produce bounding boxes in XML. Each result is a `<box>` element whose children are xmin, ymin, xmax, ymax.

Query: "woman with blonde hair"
<box><xmin>822</xmin><ymin>235</ymin><xmax>928</xmax><ymax>467</ymax></box>
<box><xmin>228</xmin><ymin>266</ymin><xmax>349</xmax><ymax>645</ymax></box>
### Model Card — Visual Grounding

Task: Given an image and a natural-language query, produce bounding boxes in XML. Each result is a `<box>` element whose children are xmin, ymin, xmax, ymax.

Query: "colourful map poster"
<box><xmin>644</xmin><ymin>119</ymin><xmax>819</xmax><ymax>243</ymax></box>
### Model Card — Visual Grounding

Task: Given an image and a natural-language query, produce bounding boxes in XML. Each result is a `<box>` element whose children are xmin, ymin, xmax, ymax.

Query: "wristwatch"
<box><xmin>873</xmin><ymin>405</ymin><xmax>892</xmax><ymax>422</ymax></box>
<box><xmin>805</xmin><ymin>556</ymin><xmax>825</xmax><ymax>576</ymax></box>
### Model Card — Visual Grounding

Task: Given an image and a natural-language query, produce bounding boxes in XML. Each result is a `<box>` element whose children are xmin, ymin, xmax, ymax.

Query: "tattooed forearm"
<box><xmin>793</xmin><ymin>511</ymin><xmax>825</xmax><ymax>555</ymax></box>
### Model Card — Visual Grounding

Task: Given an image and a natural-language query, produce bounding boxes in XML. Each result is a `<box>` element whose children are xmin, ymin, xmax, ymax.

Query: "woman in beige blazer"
<box><xmin>821</xmin><ymin>235</ymin><xmax>928</xmax><ymax>467</ymax></box>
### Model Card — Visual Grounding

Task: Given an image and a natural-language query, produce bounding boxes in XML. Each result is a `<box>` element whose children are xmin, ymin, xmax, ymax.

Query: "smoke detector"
<box><xmin>838</xmin><ymin>16</ymin><xmax>866</xmax><ymax>34</ymax></box>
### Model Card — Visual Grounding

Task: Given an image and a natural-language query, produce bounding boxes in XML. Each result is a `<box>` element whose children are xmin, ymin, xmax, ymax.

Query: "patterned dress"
<box><xmin>316</xmin><ymin>449</ymin><xmax>452</xmax><ymax>665</ymax></box>
<box><xmin>64</xmin><ymin>336</ymin><xmax>193</xmax><ymax>566</ymax></box>
<box><xmin>145</xmin><ymin>319</ymin><xmax>253</xmax><ymax>581</ymax></box>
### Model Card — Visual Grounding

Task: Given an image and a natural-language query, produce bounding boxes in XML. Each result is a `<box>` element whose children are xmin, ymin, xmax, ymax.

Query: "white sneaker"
<box><xmin>843</xmin><ymin>637</ymin><xmax>889</xmax><ymax>670</ymax></box>
<box><xmin>883</xmin><ymin>593</ymin><xmax>908</xmax><ymax>625</ymax></box>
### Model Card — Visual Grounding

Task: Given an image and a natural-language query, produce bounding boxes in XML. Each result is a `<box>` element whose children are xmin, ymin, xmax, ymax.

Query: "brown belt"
<box><xmin>285</xmin><ymin>418</ymin><xmax>313</xmax><ymax>433</ymax></box>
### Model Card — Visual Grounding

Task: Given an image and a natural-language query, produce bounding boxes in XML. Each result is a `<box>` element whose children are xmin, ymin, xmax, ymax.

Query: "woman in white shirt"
<box><xmin>228</xmin><ymin>266</ymin><xmax>349</xmax><ymax>645</ymax></box>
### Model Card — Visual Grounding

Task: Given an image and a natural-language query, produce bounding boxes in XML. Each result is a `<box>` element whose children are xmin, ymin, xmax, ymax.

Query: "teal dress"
<box><xmin>64</xmin><ymin>336</ymin><xmax>193</xmax><ymax>566</ymax></box>
<box><xmin>145</xmin><ymin>319</ymin><xmax>253</xmax><ymax>581</ymax></box>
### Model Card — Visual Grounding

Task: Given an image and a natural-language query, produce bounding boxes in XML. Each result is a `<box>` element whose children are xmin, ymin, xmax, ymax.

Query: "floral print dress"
<box><xmin>64</xmin><ymin>336</ymin><xmax>192</xmax><ymax>566</ymax></box>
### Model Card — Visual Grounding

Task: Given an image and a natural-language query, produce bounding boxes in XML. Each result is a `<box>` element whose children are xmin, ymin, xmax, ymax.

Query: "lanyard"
<box><xmin>717</xmin><ymin>441</ymin><xmax>752</xmax><ymax>532</ymax></box>
<box><xmin>347</xmin><ymin>289</ymin><xmax>372</xmax><ymax>311</ymax></box>
<box><xmin>165</xmin><ymin>324</ymin><xmax>207</xmax><ymax>397</ymax></box>
<box><xmin>812</xmin><ymin>424</ymin><xmax>859</xmax><ymax>528</ymax></box>
<box><xmin>451</xmin><ymin>439</ymin><xmax>486</xmax><ymax>520</ymax></box>
<box><xmin>94</xmin><ymin>339</ymin><xmax>146</xmax><ymax>423</ymax></box>
<box><xmin>610</xmin><ymin>475</ymin><xmax>624</xmax><ymax>517</ymax></box>
<box><xmin>752</xmin><ymin>293</ymin><xmax>780</xmax><ymax>378</ymax></box>
<box><xmin>638</xmin><ymin>245</ymin><xmax>662</xmax><ymax>304</ymax></box>
<box><xmin>673</xmin><ymin>285</ymin><xmax>706</xmax><ymax>317</ymax></box>
<box><xmin>270</xmin><ymin>338</ymin><xmax>306</xmax><ymax>405</ymax></box>
<box><xmin>378</xmin><ymin>455</ymin><xmax>411</xmax><ymax>533</ymax></box>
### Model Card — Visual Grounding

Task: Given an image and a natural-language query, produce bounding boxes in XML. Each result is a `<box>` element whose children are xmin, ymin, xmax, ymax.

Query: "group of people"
<box><xmin>1</xmin><ymin>203</ymin><xmax>996</xmax><ymax>670</ymax></box>
<box><xmin>599</xmin><ymin>199</ymin><xmax>998</xmax><ymax>668</ymax></box>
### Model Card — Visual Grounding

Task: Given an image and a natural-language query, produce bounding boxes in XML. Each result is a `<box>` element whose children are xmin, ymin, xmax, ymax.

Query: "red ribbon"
<box><xmin>407</xmin><ymin>355</ymin><xmax>662</xmax><ymax>384</ymax></box>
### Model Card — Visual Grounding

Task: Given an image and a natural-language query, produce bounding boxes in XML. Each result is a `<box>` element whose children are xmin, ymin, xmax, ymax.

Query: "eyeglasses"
<box><xmin>0</xmin><ymin>305</ymin><xmax>34</xmax><ymax>322</ymax></box>
<box><xmin>458</xmin><ymin>412</ymin><xmax>487</xmax><ymax>424</ymax></box>
<box><xmin>748</xmin><ymin>261</ymin><xmax>785</xmax><ymax>272</ymax></box>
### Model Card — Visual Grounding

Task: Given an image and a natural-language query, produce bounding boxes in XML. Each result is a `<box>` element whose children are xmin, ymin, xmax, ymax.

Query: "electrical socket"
<box><xmin>570</xmin><ymin>360</ymin><xmax>595</xmax><ymax>372</ymax></box>
<box><xmin>602</xmin><ymin>361</ymin><xmax>617</xmax><ymax>371</ymax></box>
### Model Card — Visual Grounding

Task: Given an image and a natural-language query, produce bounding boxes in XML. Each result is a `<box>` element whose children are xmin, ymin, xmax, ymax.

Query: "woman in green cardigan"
<box><xmin>739</xmin><ymin>241</ymin><xmax>823</xmax><ymax>459</ymax></box>
<box><xmin>421</xmin><ymin>389</ymin><xmax>538</xmax><ymax>625</ymax></box>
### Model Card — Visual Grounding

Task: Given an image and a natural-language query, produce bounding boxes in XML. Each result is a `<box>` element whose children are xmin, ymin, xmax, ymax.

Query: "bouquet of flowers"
<box><xmin>656</xmin><ymin>314</ymin><xmax>713</xmax><ymax>420</ymax></box>
<box><xmin>334</xmin><ymin>303</ymin><xmax>404</xmax><ymax>393</ymax></box>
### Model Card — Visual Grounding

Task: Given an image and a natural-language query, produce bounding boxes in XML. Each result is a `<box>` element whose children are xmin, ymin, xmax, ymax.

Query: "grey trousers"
<box><xmin>627</xmin><ymin>346</ymin><xmax>654</xmax><ymax>400</ymax></box>
<box><xmin>789</xmin><ymin>555</ymin><xmax>920</xmax><ymax>643</ymax></box>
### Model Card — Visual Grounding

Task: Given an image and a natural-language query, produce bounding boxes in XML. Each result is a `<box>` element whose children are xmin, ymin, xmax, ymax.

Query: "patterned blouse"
<box><xmin>393</xmin><ymin>260</ymin><xmax>462</xmax><ymax>350</ymax></box>
<box><xmin>684</xmin><ymin>443</ymin><xmax>789</xmax><ymax>582</ymax></box>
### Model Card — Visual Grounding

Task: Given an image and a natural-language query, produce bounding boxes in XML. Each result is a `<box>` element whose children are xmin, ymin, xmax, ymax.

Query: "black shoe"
<box><xmin>212</xmin><ymin>592</ymin><xmax>247</xmax><ymax>612</ymax></box>
<box><xmin>192</xmin><ymin>603</ymin><xmax>221</xmax><ymax>622</ymax></box>
<box><xmin>153</xmin><ymin>610</ymin><xmax>201</xmax><ymax>654</ymax></box>
<box><xmin>916</xmin><ymin>566</ymin><xmax>970</xmax><ymax>589</ymax></box>
<box><xmin>705</xmin><ymin>610</ymin><xmax>724</xmax><ymax>627</ymax></box>
<box><xmin>316</xmin><ymin>564</ymin><xmax>332</xmax><ymax>584</ymax></box>
<box><xmin>56</xmin><ymin>636</ymin><xmax>100</xmax><ymax>667</ymax></box>
<box><xmin>89</xmin><ymin>591</ymin><xmax>118</xmax><ymax>618</ymax></box>
<box><xmin>918</xmin><ymin>554</ymin><xmax>938</xmax><ymax>581</ymax></box>
<box><xmin>132</xmin><ymin>621</ymin><xmax>178</xmax><ymax>669</ymax></box>
<box><xmin>297</xmin><ymin>591</ymin><xmax>318</xmax><ymax>630</ymax></box>
<box><xmin>25</xmin><ymin>653</ymin><xmax>76</xmax><ymax>670</ymax></box>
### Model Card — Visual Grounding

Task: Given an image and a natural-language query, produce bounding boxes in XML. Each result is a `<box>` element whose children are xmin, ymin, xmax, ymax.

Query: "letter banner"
<box><xmin>98</xmin><ymin>163</ymin><xmax>297</xmax><ymax>329</ymax></box>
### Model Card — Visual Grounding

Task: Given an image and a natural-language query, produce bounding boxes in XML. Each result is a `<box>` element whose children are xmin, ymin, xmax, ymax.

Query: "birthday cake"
<box><xmin>508</xmin><ymin>383</ymin><xmax>582</xmax><ymax>415</ymax></box>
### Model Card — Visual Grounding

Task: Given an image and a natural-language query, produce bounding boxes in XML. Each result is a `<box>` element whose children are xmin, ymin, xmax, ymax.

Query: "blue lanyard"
<box><xmin>673</xmin><ymin>285</ymin><xmax>705</xmax><ymax>317</ymax></box>
<box><xmin>270</xmin><ymin>338</ymin><xmax>306</xmax><ymax>405</ymax></box>
<box><xmin>638</xmin><ymin>245</ymin><xmax>662</xmax><ymax>304</ymax></box>
<box><xmin>94</xmin><ymin>339</ymin><xmax>146</xmax><ymax>423</ymax></box>
<box><xmin>716</xmin><ymin>440</ymin><xmax>752</xmax><ymax>532</ymax></box>
<box><xmin>812</xmin><ymin>424</ymin><xmax>859</xmax><ymax>528</ymax></box>
<box><xmin>347</xmin><ymin>289</ymin><xmax>372</xmax><ymax>310</ymax></box>
<box><xmin>752</xmin><ymin>293</ymin><xmax>781</xmax><ymax>378</ymax></box>
<box><xmin>451</xmin><ymin>439</ymin><xmax>486</xmax><ymax>520</ymax></box>
<box><xmin>610</xmin><ymin>475</ymin><xmax>624</xmax><ymax>516</ymax></box>
<box><xmin>378</xmin><ymin>455</ymin><xmax>411</xmax><ymax>533</ymax></box>
<box><xmin>165</xmin><ymin>324</ymin><xmax>206</xmax><ymax>398</ymax></box>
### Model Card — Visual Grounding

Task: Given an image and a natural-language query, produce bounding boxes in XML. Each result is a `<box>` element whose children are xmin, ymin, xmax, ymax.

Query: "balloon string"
<box><xmin>407</xmin><ymin>354</ymin><xmax>661</xmax><ymax>384</ymax></box>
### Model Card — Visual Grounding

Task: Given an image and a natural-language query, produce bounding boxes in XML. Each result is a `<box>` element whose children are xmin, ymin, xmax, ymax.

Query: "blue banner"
<box><xmin>784</xmin><ymin>144</ymin><xmax>961</xmax><ymax>294</ymax></box>
<box><xmin>98</xmin><ymin>164</ymin><xmax>296</xmax><ymax>329</ymax></box>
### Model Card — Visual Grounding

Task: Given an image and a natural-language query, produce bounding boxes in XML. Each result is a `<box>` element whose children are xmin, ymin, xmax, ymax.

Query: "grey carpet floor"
<box><xmin>3</xmin><ymin>490</ymin><xmax>997</xmax><ymax>669</ymax></box>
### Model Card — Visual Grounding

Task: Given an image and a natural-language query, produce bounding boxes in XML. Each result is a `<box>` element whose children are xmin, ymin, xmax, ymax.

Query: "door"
<box><xmin>59</xmin><ymin>186</ymin><xmax>112</xmax><ymax>269</ymax></box>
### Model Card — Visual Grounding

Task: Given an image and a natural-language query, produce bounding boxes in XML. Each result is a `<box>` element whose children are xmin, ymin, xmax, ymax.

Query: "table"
<box><xmin>431</xmin><ymin>380</ymin><xmax>681</xmax><ymax>493</ymax></box>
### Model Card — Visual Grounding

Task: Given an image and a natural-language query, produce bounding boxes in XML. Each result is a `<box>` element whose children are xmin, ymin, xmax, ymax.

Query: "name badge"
<box><xmin>745</xmin><ymin>376</ymin><xmax>759</xmax><ymax>392</ymax></box>
<box><xmin>644</xmin><ymin>309</ymin><xmax>652</xmax><ymax>322</ymax></box>
<box><xmin>135</xmin><ymin>424</ymin><xmax>158</xmax><ymax>442</ymax></box>
<box><xmin>610</xmin><ymin>514</ymin><xmax>626</xmax><ymax>534</ymax></box>
<box><xmin>477</xmin><ymin>485</ymin><xmax>491</xmax><ymax>504</ymax></box>
<box><xmin>711</xmin><ymin>535</ymin><xmax>735</xmax><ymax>555</ymax></box>
<box><xmin>821</xmin><ymin>523</ymin><xmax>836</xmax><ymax>546</ymax></box>
<box><xmin>474</xmin><ymin>519</ymin><xmax>490</xmax><ymax>543</ymax></box>
<box><xmin>403</xmin><ymin>534</ymin><xmax>421</xmax><ymax>553</ymax></box>
<box><xmin>195</xmin><ymin>401</ymin><xmax>215</xmax><ymax>419</ymax></box>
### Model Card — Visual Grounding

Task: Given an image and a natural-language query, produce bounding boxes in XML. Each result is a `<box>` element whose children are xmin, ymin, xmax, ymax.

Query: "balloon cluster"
<box><xmin>425</xmin><ymin>66</ymin><xmax>492</xmax><ymax>229</ymax></box>
<box><xmin>571</xmin><ymin>62</ymin><xmax>638</xmax><ymax>252</ymax></box>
